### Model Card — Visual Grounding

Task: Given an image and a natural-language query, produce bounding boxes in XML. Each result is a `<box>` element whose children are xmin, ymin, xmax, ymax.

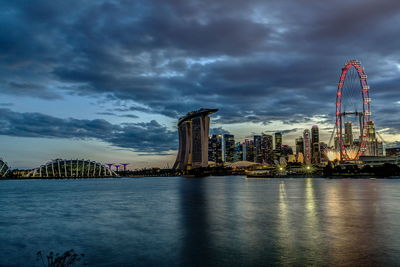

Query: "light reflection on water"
<box><xmin>323</xmin><ymin>180</ymin><xmax>393</xmax><ymax>266</ymax></box>
<box><xmin>277</xmin><ymin>181</ymin><xmax>292</xmax><ymax>265</ymax></box>
<box><xmin>1</xmin><ymin>177</ymin><xmax>400</xmax><ymax>266</ymax></box>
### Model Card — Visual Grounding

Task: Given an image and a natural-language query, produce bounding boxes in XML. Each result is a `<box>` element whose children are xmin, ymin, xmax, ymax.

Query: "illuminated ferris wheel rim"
<box><xmin>335</xmin><ymin>59</ymin><xmax>371</xmax><ymax>160</ymax></box>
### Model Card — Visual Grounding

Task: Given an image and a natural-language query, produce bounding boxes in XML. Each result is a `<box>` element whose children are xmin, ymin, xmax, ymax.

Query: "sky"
<box><xmin>1</xmin><ymin>0</ymin><xmax>400</xmax><ymax>169</ymax></box>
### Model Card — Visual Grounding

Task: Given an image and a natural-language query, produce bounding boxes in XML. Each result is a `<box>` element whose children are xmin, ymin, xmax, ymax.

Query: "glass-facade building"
<box><xmin>311</xmin><ymin>125</ymin><xmax>320</xmax><ymax>164</ymax></box>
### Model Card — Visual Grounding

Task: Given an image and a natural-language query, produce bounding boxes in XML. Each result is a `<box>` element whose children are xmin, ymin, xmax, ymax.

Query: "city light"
<box><xmin>326</xmin><ymin>149</ymin><xmax>340</xmax><ymax>161</ymax></box>
<box><xmin>345</xmin><ymin>146</ymin><xmax>359</xmax><ymax>160</ymax></box>
<box><xmin>304</xmin><ymin>165</ymin><xmax>313</xmax><ymax>173</ymax></box>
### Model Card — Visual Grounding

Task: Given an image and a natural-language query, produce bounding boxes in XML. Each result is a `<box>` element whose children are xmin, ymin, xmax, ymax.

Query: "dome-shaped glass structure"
<box><xmin>0</xmin><ymin>158</ymin><xmax>10</xmax><ymax>178</ymax></box>
<box><xmin>27</xmin><ymin>159</ymin><xmax>118</xmax><ymax>178</ymax></box>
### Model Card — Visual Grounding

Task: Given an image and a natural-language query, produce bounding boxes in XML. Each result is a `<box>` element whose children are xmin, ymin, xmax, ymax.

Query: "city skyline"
<box><xmin>1</xmin><ymin>0</ymin><xmax>400</xmax><ymax>169</ymax></box>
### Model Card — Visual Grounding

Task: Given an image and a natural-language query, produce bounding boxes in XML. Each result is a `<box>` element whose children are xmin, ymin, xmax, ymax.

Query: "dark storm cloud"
<box><xmin>96</xmin><ymin>112</ymin><xmax>139</xmax><ymax>119</ymax></box>
<box><xmin>1</xmin><ymin>0</ymin><xmax>400</xmax><ymax>137</ymax></box>
<box><xmin>3</xmin><ymin>82</ymin><xmax>62</xmax><ymax>99</ymax></box>
<box><xmin>0</xmin><ymin>108</ymin><xmax>177</xmax><ymax>153</ymax></box>
<box><xmin>96</xmin><ymin>112</ymin><xmax>117</xmax><ymax>116</ymax></box>
<box><xmin>264</xmin><ymin>128</ymin><xmax>300</xmax><ymax>135</ymax></box>
<box><xmin>0</xmin><ymin>103</ymin><xmax>13</xmax><ymax>107</ymax></box>
<box><xmin>121</xmin><ymin>114</ymin><xmax>140</xmax><ymax>119</ymax></box>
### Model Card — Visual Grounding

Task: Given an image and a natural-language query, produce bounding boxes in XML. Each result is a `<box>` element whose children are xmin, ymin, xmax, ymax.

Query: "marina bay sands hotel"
<box><xmin>173</xmin><ymin>108</ymin><xmax>218</xmax><ymax>170</ymax></box>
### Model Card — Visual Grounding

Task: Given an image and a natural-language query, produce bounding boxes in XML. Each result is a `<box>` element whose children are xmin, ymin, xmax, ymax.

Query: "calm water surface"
<box><xmin>1</xmin><ymin>177</ymin><xmax>400</xmax><ymax>266</ymax></box>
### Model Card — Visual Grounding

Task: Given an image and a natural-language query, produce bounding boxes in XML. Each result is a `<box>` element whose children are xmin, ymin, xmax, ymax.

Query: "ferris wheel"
<box><xmin>335</xmin><ymin>59</ymin><xmax>371</xmax><ymax>160</ymax></box>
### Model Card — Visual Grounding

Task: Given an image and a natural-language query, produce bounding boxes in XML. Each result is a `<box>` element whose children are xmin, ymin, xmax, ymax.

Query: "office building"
<box><xmin>365</xmin><ymin>121</ymin><xmax>383</xmax><ymax>157</ymax></box>
<box><xmin>261</xmin><ymin>134</ymin><xmax>273</xmax><ymax>163</ymax></box>
<box><xmin>344</xmin><ymin>121</ymin><xmax>353</xmax><ymax>146</ymax></box>
<box><xmin>303</xmin><ymin>129</ymin><xmax>311</xmax><ymax>165</ymax></box>
<box><xmin>224</xmin><ymin>134</ymin><xmax>235</xmax><ymax>162</ymax></box>
<box><xmin>275</xmin><ymin>132</ymin><xmax>282</xmax><ymax>150</ymax></box>
<box><xmin>233</xmin><ymin>142</ymin><xmax>243</xmax><ymax>162</ymax></box>
<box><xmin>319</xmin><ymin>142</ymin><xmax>328</xmax><ymax>163</ymax></box>
<box><xmin>242</xmin><ymin>139</ymin><xmax>255</xmax><ymax>162</ymax></box>
<box><xmin>311</xmin><ymin>125</ymin><xmax>320</xmax><ymax>164</ymax></box>
<box><xmin>254</xmin><ymin>135</ymin><xmax>263</xmax><ymax>163</ymax></box>
<box><xmin>208</xmin><ymin>134</ymin><xmax>223</xmax><ymax>164</ymax></box>
<box><xmin>295</xmin><ymin>137</ymin><xmax>304</xmax><ymax>157</ymax></box>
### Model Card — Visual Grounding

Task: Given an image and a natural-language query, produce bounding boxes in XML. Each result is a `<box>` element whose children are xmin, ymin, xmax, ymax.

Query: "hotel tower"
<box><xmin>173</xmin><ymin>108</ymin><xmax>218</xmax><ymax>170</ymax></box>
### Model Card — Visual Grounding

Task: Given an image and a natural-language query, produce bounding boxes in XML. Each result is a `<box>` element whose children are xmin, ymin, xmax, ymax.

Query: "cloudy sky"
<box><xmin>1</xmin><ymin>0</ymin><xmax>400</xmax><ymax>169</ymax></box>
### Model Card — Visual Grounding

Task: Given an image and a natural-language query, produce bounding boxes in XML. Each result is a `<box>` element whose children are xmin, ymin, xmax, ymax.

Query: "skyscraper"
<box><xmin>365</xmin><ymin>121</ymin><xmax>383</xmax><ymax>156</ymax></box>
<box><xmin>281</xmin><ymin>145</ymin><xmax>293</xmax><ymax>157</ymax></box>
<box><xmin>223</xmin><ymin>134</ymin><xmax>235</xmax><ymax>162</ymax></box>
<box><xmin>173</xmin><ymin>108</ymin><xmax>218</xmax><ymax>170</ymax></box>
<box><xmin>311</xmin><ymin>125</ymin><xmax>320</xmax><ymax>164</ymax></box>
<box><xmin>233</xmin><ymin>142</ymin><xmax>242</xmax><ymax>162</ymax></box>
<box><xmin>191</xmin><ymin>116</ymin><xmax>205</xmax><ymax>166</ymax></box>
<box><xmin>303</xmin><ymin>129</ymin><xmax>311</xmax><ymax>165</ymax></box>
<box><xmin>243</xmin><ymin>139</ymin><xmax>255</xmax><ymax>162</ymax></box>
<box><xmin>344</xmin><ymin>121</ymin><xmax>353</xmax><ymax>146</ymax></box>
<box><xmin>261</xmin><ymin>134</ymin><xmax>273</xmax><ymax>163</ymax></box>
<box><xmin>208</xmin><ymin>134</ymin><xmax>223</xmax><ymax>164</ymax></box>
<box><xmin>367</xmin><ymin>120</ymin><xmax>377</xmax><ymax>142</ymax></box>
<box><xmin>241</xmin><ymin>142</ymin><xmax>247</xmax><ymax>161</ymax></box>
<box><xmin>275</xmin><ymin>132</ymin><xmax>282</xmax><ymax>150</ymax></box>
<box><xmin>208</xmin><ymin>136</ymin><xmax>213</xmax><ymax>162</ymax></box>
<box><xmin>254</xmin><ymin>135</ymin><xmax>262</xmax><ymax>163</ymax></box>
<box><xmin>295</xmin><ymin>137</ymin><xmax>304</xmax><ymax>157</ymax></box>
<box><xmin>319</xmin><ymin>142</ymin><xmax>328</xmax><ymax>162</ymax></box>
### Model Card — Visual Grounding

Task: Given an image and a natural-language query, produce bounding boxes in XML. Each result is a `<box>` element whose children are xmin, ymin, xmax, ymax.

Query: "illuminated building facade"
<box><xmin>288</xmin><ymin>154</ymin><xmax>296</xmax><ymax>163</ymax></box>
<box><xmin>208</xmin><ymin>134</ymin><xmax>223</xmax><ymax>165</ymax></box>
<box><xmin>364</xmin><ymin>121</ymin><xmax>383</xmax><ymax>156</ymax></box>
<box><xmin>261</xmin><ymin>134</ymin><xmax>273</xmax><ymax>163</ymax></box>
<box><xmin>254</xmin><ymin>135</ymin><xmax>263</xmax><ymax>163</ymax></box>
<box><xmin>275</xmin><ymin>132</ymin><xmax>282</xmax><ymax>150</ymax></box>
<box><xmin>242</xmin><ymin>139</ymin><xmax>254</xmax><ymax>162</ymax></box>
<box><xmin>223</xmin><ymin>134</ymin><xmax>235</xmax><ymax>162</ymax></box>
<box><xmin>303</xmin><ymin>129</ymin><xmax>311</xmax><ymax>165</ymax></box>
<box><xmin>295</xmin><ymin>137</ymin><xmax>304</xmax><ymax>157</ymax></box>
<box><xmin>311</xmin><ymin>125</ymin><xmax>320</xmax><ymax>164</ymax></box>
<box><xmin>173</xmin><ymin>108</ymin><xmax>218</xmax><ymax>170</ymax></box>
<box><xmin>319</xmin><ymin>142</ymin><xmax>328</xmax><ymax>162</ymax></box>
<box><xmin>297</xmin><ymin>152</ymin><xmax>304</xmax><ymax>163</ymax></box>
<box><xmin>241</xmin><ymin>142</ymin><xmax>247</xmax><ymax>161</ymax></box>
<box><xmin>281</xmin><ymin>145</ymin><xmax>293</xmax><ymax>157</ymax></box>
<box><xmin>233</xmin><ymin>142</ymin><xmax>242</xmax><ymax>162</ymax></box>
